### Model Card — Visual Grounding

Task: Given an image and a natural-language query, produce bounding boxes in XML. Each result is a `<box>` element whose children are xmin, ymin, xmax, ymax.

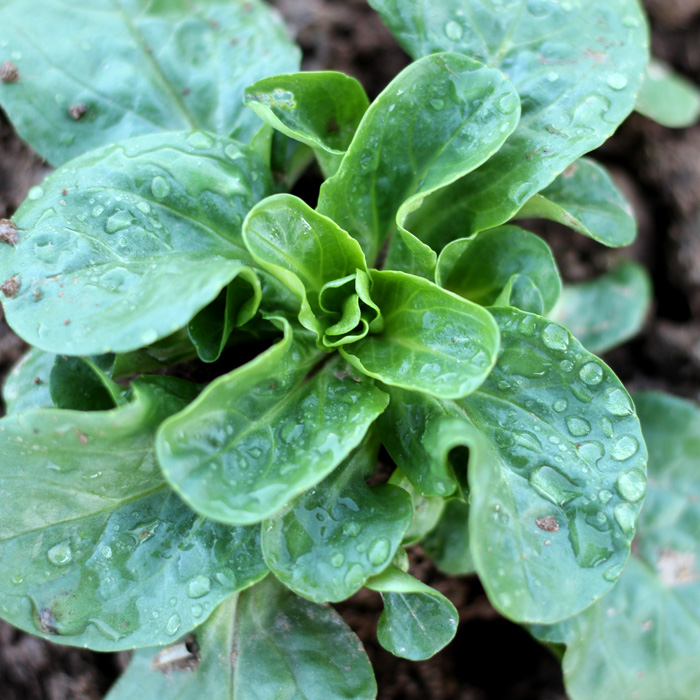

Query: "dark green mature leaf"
<box><xmin>515</xmin><ymin>158</ymin><xmax>636</xmax><ymax>247</ymax></box>
<box><xmin>636</xmin><ymin>58</ymin><xmax>700</xmax><ymax>128</ymax></box>
<box><xmin>0</xmin><ymin>131</ymin><xmax>272</xmax><ymax>356</ymax></box>
<box><xmin>436</xmin><ymin>225</ymin><xmax>561</xmax><ymax>314</ymax></box>
<box><xmin>317</xmin><ymin>52</ymin><xmax>520</xmax><ymax>265</ymax></box>
<box><xmin>2</xmin><ymin>348</ymin><xmax>55</xmax><ymax>414</ymax></box>
<box><xmin>263</xmin><ymin>436</ymin><xmax>412</xmax><ymax>603</ymax></box>
<box><xmin>0</xmin><ymin>377</ymin><xmax>267</xmax><ymax>651</ymax></box>
<box><xmin>157</xmin><ymin>322</ymin><xmax>389</xmax><ymax>525</ymax></box>
<box><xmin>245</xmin><ymin>72</ymin><xmax>370</xmax><ymax>178</ymax></box>
<box><xmin>367</xmin><ymin>567</ymin><xmax>458</xmax><ymax>660</ymax></box>
<box><xmin>110</xmin><ymin>329</ymin><xmax>198</xmax><ymax>378</ymax></box>
<box><xmin>460</xmin><ymin>308</ymin><xmax>647</xmax><ymax>623</ymax></box>
<box><xmin>342</xmin><ymin>271</ymin><xmax>500</xmax><ymax>399</ymax></box>
<box><xmin>550</xmin><ymin>260</ymin><xmax>651</xmax><ymax>354</ymax></box>
<box><xmin>372</xmin><ymin>0</ymin><xmax>649</xmax><ymax>240</ymax></box>
<box><xmin>0</xmin><ymin>0</ymin><xmax>300</xmax><ymax>165</ymax></box>
<box><xmin>106</xmin><ymin>576</ymin><xmax>377</xmax><ymax>700</ymax></box>
<box><xmin>532</xmin><ymin>392</ymin><xmax>700</xmax><ymax>700</ymax></box>
<box><xmin>49</xmin><ymin>355</ymin><xmax>124</xmax><ymax>411</ymax></box>
<box><xmin>423</xmin><ymin>500</ymin><xmax>475</xmax><ymax>575</ymax></box>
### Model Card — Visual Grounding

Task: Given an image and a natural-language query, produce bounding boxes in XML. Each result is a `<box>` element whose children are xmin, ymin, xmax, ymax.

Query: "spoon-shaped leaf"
<box><xmin>636</xmin><ymin>58</ymin><xmax>700</xmax><ymax>128</ymax></box>
<box><xmin>2</xmin><ymin>347</ymin><xmax>55</xmax><ymax>414</ymax></box>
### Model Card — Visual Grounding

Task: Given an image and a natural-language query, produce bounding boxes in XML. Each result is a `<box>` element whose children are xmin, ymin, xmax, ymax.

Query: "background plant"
<box><xmin>0</xmin><ymin>1</ymin><xmax>698</xmax><ymax>698</ymax></box>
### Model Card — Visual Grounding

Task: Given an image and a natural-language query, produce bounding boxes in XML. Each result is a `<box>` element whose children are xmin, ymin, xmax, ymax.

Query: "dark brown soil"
<box><xmin>1</xmin><ymin>1</ymin><xmax>700</xmax><ymax>698</ymax></box>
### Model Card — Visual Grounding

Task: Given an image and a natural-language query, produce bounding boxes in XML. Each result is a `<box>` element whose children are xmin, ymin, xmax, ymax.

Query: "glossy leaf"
<box><xmin>0</xmin><ymin>0</ymin><xmax>300</xmax><ymax>165</ymax></box>
<box><xmin>372</xmin><ymin>0</ymin><xmax>649</xmax><ymax>240</ymax></box>
<box><xmin>107</xmin><ymin>576</ymin><xmax>377</xmax><ymax>700</ymax></box>
<box><xmin>367</xmin><ymin>567</ymin><xmax>458</xmax><ymax>660</ymax></box>
<box><xmin>157</xmin><ymin>323</ymin><xmax>390</xmax><ymax>525</ymax></box>
<box><xmin>0</xmin><ymin>131</ymin><xmax>272</xmax><ymax>356</ymax></box>
<box><xmin>388</xmin><ymin>470</ymin><xmax>445</xmax><ymax>545</ymax></box>
<box><xmin>515</xmin><ymin>158</ymin><xmax>637</xmax><ymax>247</ymax></box>
<box><xmin>317</xmin><ymin>52</ymin><xmax>520</xmax><ymax>264</ymax></box>
<box><xmin>423</xmin><ymin>500</ymin><xmax>476</xmax><ymax>575</ymax></box>
<box><xmin>636</xmin><ymin>58</ymin><xmax>700</xmax><ymax>128</ymax></box>
<box><xmin>341</xmin><ymin>270</ymin><xmax>500</xmax><ymax>399</ymax></box>
<box><xmin>459</xmin><ymin>308</ymin><xmax>647</xmax><ymax>623</ymax></box>
<box><xmin>436</xmin><ymin>225</ymin><xmax>561</xmax><ymax>313</ymax></box>
<box><xmin>262</xmin><ymin>436</ymin><xmax>412</xmax><ymax>603</ymax></box>
<box><xmin>550</xmin><ymin>260</ymin><xmax>651</xmax><ymax>354</ymax></box>
<box><xmin>533</xmin><ymin>392</ymin><xmax>700</xmax><ymax>700</ymax></box>
<box><xmin>245</xmin><ymin>72</ymin><xmax>370</xmax><ymax>178</ymax></box>
<box><xmin>2</xmin><ymin>347</ymin><xmax>55</xmax><ymax>414</ymax></box>
<box><xmin>110</xmin><ymin>329</ymin><xmax>198</xmax><ymax>379</ymax></box>
<box><xmin>0</xmin><ymin>376</ymin><xmax>267</xmax><ymax>651</ymax></box>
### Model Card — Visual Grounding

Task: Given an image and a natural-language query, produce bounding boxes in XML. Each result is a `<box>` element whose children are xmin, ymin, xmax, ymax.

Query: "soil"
<box><xmin>1</xmin><ymin>1</ymin><xmax>700</xmax><ymax>698</ymax></box>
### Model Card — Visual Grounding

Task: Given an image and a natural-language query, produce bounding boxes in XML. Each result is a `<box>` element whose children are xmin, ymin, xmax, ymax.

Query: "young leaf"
<box><xmin>317</xmin><ymin>52</ymin><xmax>520</xmax><ymax>264</ymax></box>
<box><xmin>0</xmin><ymin>0</ymin><xmax>300</xmax><ymax>164</ymax></box>
<box><xmin>549</xmin><ymin>260</ymin><xmax>651</xmax><ymax>354</ymax></box>
<box><xmin>245</xmin><ymin>72</ymin><xmax>370</xmax><ymax>178</ymax></box>
<box><xmin>423</xmin><ymin>500</ymin><xmax>476</xmax><ymax>575</ymax></box>
<box><xmin>0</xmin><ymin>131</ymin><xmax>272</xmax><ymax>356</ymax></box>
<box><xmin>514</xmin><ymin>158</ymin><xmax>637</xmax><ymax>247</ymax></box>
<box><xmin>636</xmin><ymin>58</ymin><xmax>700</xmax><ymax>128</ymax></box>
<box><xmin>262</xmin><ymin>436</ymin><xmax>412</xmax><ymax>603</ymax></box>
<box><xmin>388</xmin><ymin>470</ymin><xmax>445</xmax><ymax>545</ymax></box>
<box><xmin>460</xmin><ymin>308</ymin><xmax>648</xmax><ymax>623</ymax></box>
<box><xmin>372</xmin><ymin>0</ymin><xmax>649</xmax><ymax>239</ymax></box>
<box><xmin>2</xmin><ymin>347</ymin><xmax>55</xmax><ymax>414</ymax></box>
<box><xmin>367</xmin><ymin>567</ymin><xmax>458</xmax><ymax>661</ymax></box>
<box><xmin>532</xmin><ymin>392</ymin><xmax>700</xmax><ymax>700</ymax></box>
<box><xmin>341</xmin><ymin>270</ymin><xmax>500</xmax><ymax>400</ymax></box>
<box><xmin>436</xmin><ymin>225</ymin><xmax>561</xmax><ymax>314</ymax></box>
<box><xmin>49</xmin><ymin>355</ymin><xmax>124</xmax><ymax>411</ymax></box>
<box><xmin>106</xmin><ymin>576</ymin><xmax>377</xmax><ymax>700</ymax></box>
<box><xmin>157</xmin><ymin>322</ymin><xmax>390</xmax><ymax>525</ymax></box>
<box><xmin>0</xmin><ymin>376</ymin><xmax>267</xmax><ymax>651</ymax></box>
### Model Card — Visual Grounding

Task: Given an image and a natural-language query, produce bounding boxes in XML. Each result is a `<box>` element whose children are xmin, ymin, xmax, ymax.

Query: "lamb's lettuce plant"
<box><xmin>0</xmin><ymin>1</ymin><xmax>697</xmax><ymax>698</ymax></box>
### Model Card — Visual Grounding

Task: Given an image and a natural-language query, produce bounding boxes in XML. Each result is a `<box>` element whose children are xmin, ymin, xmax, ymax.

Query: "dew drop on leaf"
<box><xmin>330</xmin><ymin>552</ymin><xmax>345</xmax><ymax>568</ymax></box>
<box><xmin>47</xmin><ymin>541</ymin><xmax>72</xmax><ymax>566</ymax></box>
<box><xmin>165</xmin><ymin>613</ymin><xmax>182</xmax><ymax>636</ymax></box>
<box><xmin>615</xmin><ymin>469</ymin><xmax>646</xmax><ymax>502</ymax></box>
<box><xmin>607</xmin><ymin>73</ymin><xmax>628</xmax><ymax>90</ymax></box>
<box><xmin>151</xmin><ymin>175</ymin><xmax>171</xmax><ymax>200</ymax></box>
<box><xmin>613</xmin><ymin>502</ymin><xmax>637</xmax><ymax>535</ymax></box>
<box><xmin>343</xmin><ymin>564</ymin><xmax>365</xmax><ymax>589</ymax></box>
<box><xmin>610</xmin><ymin>435</ymin><xmax>639</xmax><ymax>461</ymax></box>
<box><xmin>542</xmin><ymin>323</ymin><xmax>569</xmax><ymax>351</ymax></box>
<box><xmin>27</xmin><ymin>186</ymin><xmax>44</xmax><ymax>201</ymax></box>
<box><xmin>186</xmin><ymin>575</ymin><xmax>211</xmax><ymax>599</ymax></box>
<box><xmin>368</xmin><ymin>538</ymin><xmax>391</xmax><ymax>566</ymax></box>
<box><xmin>579</xmin><ymin>362</ymin><xmax>603</xmax><ymax>385</ymax></box>
<box><xmin>186</xmin><ymin>132</ymin><xmax>215</xmax><ymax>150</ymax></box>
<box><xmin>604</xmin><ymin>388</ymin><xmax>633</xmax><ymax>416</ymax></box>
<box><xmin>444</xmin><ymin>20</ymin><xmax>464</xmax><ymax>41</ymax></box>
<box><xmin>552</xmin><ymin>399</ymin><xmax>568</xmax><ymax>413</ymax></box>
<box><xmin>566</xmin><ymin>416</ymin><xmax>591</xmax><ymax>437</ymax></box>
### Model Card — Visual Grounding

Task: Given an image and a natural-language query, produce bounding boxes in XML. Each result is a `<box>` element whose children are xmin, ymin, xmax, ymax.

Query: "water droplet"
<box><xmin>616</xmin><ymin>469</ymin><xmax>646</xmax><ymax>502</ymax></box>
<box><xmin>513</xmin><ymin>431</ymin><xmax>542</xmax><ymax>452</ymax></box>
<box><xmin>497</xmin><ymin>92</ymin><xmax>519</xmax><ymax>115</ymax></box>
<box><xmin>151</xmin><ymin>176</ymin><xmax>171</xmax><ymax>199</ymax></box>
<box><xmin>343</xmin><ymin>522</ymin><xmax>361</xmax><ymax>537</ymax></box>
<box><xmin>607</xmin><ymin>73</ymin><xmax>628</xmax><ymax>90</ymax></box>
<box><xmin>165</xmin><ymin>613</ymin><xmax>181</xmax><ymax>636</ymax></box>
<box><xmin>542</xmin><ymin>324</ymin><xmax>569</xmax><ymax>351</ymax></box>
<box><xmin>430</xmin><ymin>98</ymin><xmax>445</xmax><ymax>111</ymax></box>
<box><xmin>368</xmin><ymin>538</ymin><xmax>391</xmax><ymax>566</ymax></box>
<box><xmin>559</xmin><ymin>360</ymin><xmax>573</xmax><ymax>373</ymax></box>
<box><xmin>191</xmin><ymin>604</ymin><xmax>203</xmax><ymax>617</ymax></box>
<box><xmin>577</xmin><ymin>440</ymin><xmax>604</xmax><ymax>464</ymax></box>
<box><xmin>530</xmin><ymin>465</ymin><xmax>579</xmax><ymax>506</ymax></box>
<box><xmin>598</xmin><ymin>489</ymin><xmax>613</xmax><ymax>504</ymax></box>
<box><xmin>186</xmin><ymin>132</ymin><xmax>215</xmax><ymax>150</ymax></box>
<box><xmin>610</xmin><ymin>435</ymin><xmax>639</xmax><ymax>461</ymax></box>
<box><xmin>622</xmin><ymin>15</ymin><xmax>640</xmax><ymax>27</ymax></box>
<box><xmin>27</xmin><ymin>186</ymin><xmax>44</xmax><ymax>201</ymax></box>
<box><xmin>91</xmin><ymin>205</ymin><xmax>104</xmax><ymax>218</ymax></box>
<box><xmin>604</xmin><ymin>388</ymin><xmax>633</xmax><ymax>416</ymax></box>
<box><xmin>47</xmin><ymin>541</ymin><xmax>72</xmax><ymax>566</ymax></box>
<box><xmin>613</xmin><ymin>502</ymin><xmax>636</xmax><ymax>535</ymax></box>
<box><xmin>10</xmin><ymin>574</ymin><xmax>23</xmax><ymax>585</ymax></box>
<box><xmin>136</xmin><ymin>201</ymin><xmax>151</xmax><ymax>214</ymax></box>
<box><xmin>280</xmin><ymin>422</ymin><xmax>304</xmax><ymax>443</ymax></box>
<box><xmin>566</xmin><ymin>416</ymin><xmax>591</xmax><ymax>437</ymax></box>
<box><xmin>603</xmin><ymin>563</ymin><xmax>624</xmax><ymax>582</ymax></box>
<box><xmin>444</xmin><ymin>20</ymin><xmax>464</xmax><ymax>41</ymax></box>
<box><xmin>224</xmin><ymin>144</ymin><xmax>240</xmax><ymax>160</ymax></box>
<box><xmin>100</xmin><ymin>545</ymin><xmax>112</xmax><ymax>559</ymax></box>
<box><xmin>330</xmin><ymin>552</ymin><xmax>345</xmax><ymax>568</ymax></box>
<box><xmin>546</xmin><ymin>71</ymin><xmax>559</xmax><ymax>82</ymax></box>
<box><xmin>553</xmin><ymin>399</ymin><xmax>568</xmax><ymax>413</ymax></box>
<box><xmin>104</xmin><ymin>210</ymin><xmax>133</xmax><ymax>234</ymax></box>
<box><xmin>343</xmin><ymin>564</ymin><xmax>365</xmax><ymax>589</ymax></box>
<box><xmin>187</xmin><ymin>575</ymin><xmax>211</xmax><ymax>599</ymax></box>
<box><xmin>579</xmin><ymin>362</ymin><xmax>603</xmax><ymax>385</ymax></box>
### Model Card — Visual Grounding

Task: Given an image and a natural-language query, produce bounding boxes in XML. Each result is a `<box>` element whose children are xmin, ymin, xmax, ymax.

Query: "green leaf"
<box><xmin>367</xmin><ymin>567</ymin><xmax>458</xmax><ymax>660</ymax></box>
<box><xmin>0</xmin><ymin>131</ymin><xmax>272</xmax><ymax>356</ymax></box>
<box><xmin>515</xmin><ymin>158</ymin><xmax>637</xmax><ymax>247</ymax></box>
<box><xmin>245</xmin><ymin>72</ymin><xmax>370</xmax><ymax>178</ymax></box>
<box><xmin>550</xmin><ymin>260</ymin><xmax>651</xmax><ymax>354</ymax></box>
<box><xmin>341</xmin><ymin>270</ymin><xmax>500</xmax><ymax>399</ymax></box>
<box><xmin>187</xmin><ymin>264</ymin><xmax>262</xmax><ymax>363</ymax></box>
<box><xmin>317</xmin><ymin>52</ymin><xmax>520</xmax><ymax>265</ymax></box>
<box><xmin>459</xmin><ymin>307</ymin><xmax>648</xmax><ymax>623</ymax></box>
<box><xmin>423</xmin><ymin>499</ymin><xmax>476</xmax><ymax>575</ymax></box>
<box><xmin>262</xmin><ymin>435</ymin><xmax>412</xmax><ymax>603</ymax></box>
<box><xmin>0</xmin><ymin>0</ymin><xmax>300</xmax><ymax>165</ymax></box>
<box><xmin>157</xmin><ymin>322</ymin><xmax>390</xmax><ymax>525</ymax></box>
<box><xmin>111</xmin><ymin>328</ymin><xmax>198</xmax><ymax>378</ymax></box>
<box><xmin>2</xmin><ymin>347</ymin><xmax>55</xmax><ymax>414</ymax></box>
<box><xmin>372</xmin><ymin>0</ymin><xmax>649</xmax><ymax>239</ymax></box>
<box><xmin>49</xmin><ymin>355</ymin><xmax>124</xmax><ymax>411</ymax></box>
<box><xmin>436</xmin><ymin>225</ymin><xmax>561</xmax><ymax>314</ymax></box>
<box><xmin>532</xmin><ymin>392</ymin><xmax>700</xmax><ymax>700</ymax></box>
<box><xmin>388</xmin><ymin>470</ymin><xmax>445</xmax><ymax>545</ymax></box>
<box><xmin>106</xmin><ymin>576</ymin><xmax>377</xmax><ymax>700</ymax></box>
<box><xmin>636</xmin><ymin>58</ymin><xmax>700</xmax><ymax>128</ymax></box>
<box><xmin>0</xmin><ymin>376</ymin><xmax>267</xmax><ymax>651</ymax></box>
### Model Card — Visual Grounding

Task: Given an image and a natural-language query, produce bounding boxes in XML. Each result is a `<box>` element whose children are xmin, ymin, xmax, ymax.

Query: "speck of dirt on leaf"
<box><xmin>0</xmin><ymin>218</ymin><xmax>18</xmax><ymax>245</ymax></box>
<box><xmin>33</xmin><ymin>377</ymin><xmax>43</xmax><ymax>385</ymax></box>
<box><xmin>75</xmin><ymin>429</ymin><xmax>89</xmax><ymax>445</ymax></box>
<box><xmin>1</xmin><ymin>60</ymin><xmax>19</xmax><ymax>83</ymax></box>
<box><xmin>1</xmin><ymin>276</ymin><xmax>20</xmax><ymax>298</ymax></box>
<box><xmin>69</xmin><ymin>103</ymin><xmax>88</xmax><ymax>120</ymax></box>
<box><xmin>63</xmin><ymin>319</ymin><xmax>70</xmax><ymax>325</ymax></box>
<box><xmin>536</xmin><ymin>516</ymin><xmax>560</xmax><ymax>532</ymax></box>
